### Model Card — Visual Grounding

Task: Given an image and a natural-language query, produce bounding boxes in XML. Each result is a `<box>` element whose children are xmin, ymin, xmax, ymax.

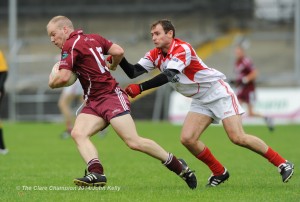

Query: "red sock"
<box><xmin>263</xmin><ymin>147</ymin><xmax>286</xmax><ymax>167</ymax></box>
<box><xmin>163</xmin><ymin>153</ymin><xmax>182</xmax><ymax>175</ymax></box>
<box><xmin>87</xmin><ymin>158</ymin><xmax>104</xmax><ymax>174</ymax></box>
<box><xmin>196</xmin><ymin>147</ymin><xmax>224</xmax><ymax>176</ymax></box>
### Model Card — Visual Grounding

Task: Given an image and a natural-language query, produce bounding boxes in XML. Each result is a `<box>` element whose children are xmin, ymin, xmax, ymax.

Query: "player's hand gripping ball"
<box><xmin>50</xmin><ymin>61</ymin><xmax>77</xmax><ymax>87</ymax></box>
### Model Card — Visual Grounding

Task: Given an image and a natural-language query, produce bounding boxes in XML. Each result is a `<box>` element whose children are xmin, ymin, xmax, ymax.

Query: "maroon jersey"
<box><xmin>235</xmin><ymin>56</ymin><xmax>256</xmax><ymax>103</ymax></box>
<box><xmin>59</xmin><ymin>29</ymin><xmax>119</xmax><ymax>101</ymax></box>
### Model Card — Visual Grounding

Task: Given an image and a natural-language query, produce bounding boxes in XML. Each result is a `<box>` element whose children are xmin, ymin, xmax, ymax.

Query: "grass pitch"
<box><xmin>0</xmin><ymin>121</ymin><xmax>299</xmax><ymax>202</ymax></box>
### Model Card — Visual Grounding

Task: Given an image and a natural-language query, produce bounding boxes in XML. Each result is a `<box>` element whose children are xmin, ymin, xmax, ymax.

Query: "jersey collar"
<box><xmin>157</xmin><ymin>38</ymin><xmax>177</xmax><ymax>57</ymax></box>
<box><xmin>68</xmin><ymin>29</ymin><xmax>83</xmax><ymax>39</ymax></box>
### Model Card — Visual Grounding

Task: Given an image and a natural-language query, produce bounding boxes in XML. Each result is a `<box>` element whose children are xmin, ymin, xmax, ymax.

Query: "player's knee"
<box><xmin>70</xmin><ymin>129</ymin><xmax>81</xmax><ymax>141</ymax></box>
<box><xmin>180</xmin><ymin>136</ymin><xmax>188</xmax><ymax>146</ymax></box>
<box><xmin>124</xmin><ymin>138</ymin><xmax>141</xmax><ymax>151</ymax></box>
<box><xmin>70</xmin><ymin>130</ymin><xmax>77</xmax><ymax>139</ymax></box>
<box><xmin>180</xmin><ymin>134</ymin><xmax>195</xmax><ymax>147</ymax></box>
<box><xmin>229</xmin><ymin>134</ymin><xmax>246</xmax><ymax>146</ymax></box>
<box><xmin>229</xmin><ymin>136</ymin><xmax>240</xmax><ymax>145</ymax></box>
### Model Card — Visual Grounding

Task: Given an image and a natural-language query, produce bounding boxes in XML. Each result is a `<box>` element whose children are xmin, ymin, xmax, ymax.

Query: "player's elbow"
<box><xmin>48</xmin><ymin>83</ymin><xmax>55</xmax><ymax>89</ymax></box>
<box><xmin>115</xmin><ymin>47</ymin><xmax>124</xmax><ymax>57</ymax></box>
<box><xmin>48</xmin><ymin>79</ymin><xmax>55</xmax><ymax>89</ymax></box>
<box><xmin>110</xmin><ymin>44</ymin><xmax>124</xmax><ymax>57</ymax></box>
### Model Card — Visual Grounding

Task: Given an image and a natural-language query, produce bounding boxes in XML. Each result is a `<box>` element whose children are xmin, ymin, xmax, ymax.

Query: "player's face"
<box><xmin>151</xmin><ymin>24</ymin><xmax>173</xmax><ymax>52</ymax></box>
<box><xmin>47</xmin><ymin>22</ymin><xmax>68</xmax><ymax>49</ymax></box>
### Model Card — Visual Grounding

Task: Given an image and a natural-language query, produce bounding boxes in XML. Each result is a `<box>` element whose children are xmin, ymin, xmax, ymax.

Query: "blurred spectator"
<box><xmin>0</xmin><ymin>50</ymin><xmax>8</xmax><ymax>154</ymax></box>
<box><xmin>58</xmin><ymin>80</ymin><xmax>83</xmax><ymax>139</ymax></box>
<box><xmin>233</xmin><ymin>45</ymin><xmax>274</xmax><ymax>131</ymax></box>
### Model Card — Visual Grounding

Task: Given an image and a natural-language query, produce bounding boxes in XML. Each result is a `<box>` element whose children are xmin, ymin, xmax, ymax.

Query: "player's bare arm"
<box><xmin>49</xmin><ymin>68</ymin><xmax>73</xmax><ymax>89</ymax></box>
<box><xmin>107</xmin><ymin>43</ymin><xmax>124</xmax><ymax>70</ymax></box>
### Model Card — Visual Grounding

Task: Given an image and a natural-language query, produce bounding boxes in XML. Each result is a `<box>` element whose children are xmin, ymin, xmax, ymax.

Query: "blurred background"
<box><xmin>0</xmin><ymin>0</ymin><xmax>299</xmax><ymax>123</ymax></box>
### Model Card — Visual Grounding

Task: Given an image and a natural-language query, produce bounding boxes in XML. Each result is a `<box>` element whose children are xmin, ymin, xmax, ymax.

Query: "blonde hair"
<box><xmin>47</xmin><ymin>15</ymin><xmax>74</xmax><ymax>30</ymax></box>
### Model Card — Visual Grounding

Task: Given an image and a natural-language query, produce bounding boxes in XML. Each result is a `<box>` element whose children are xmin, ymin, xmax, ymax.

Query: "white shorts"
<box><xmin>62</xmin><ymin>80</ymin><xmax>82</xmax><ymax>96</ymax></box>
<box><xmin>190</xmin><ymin>80</ymin><xmax>245</xmax><ymax>124</ymax></box>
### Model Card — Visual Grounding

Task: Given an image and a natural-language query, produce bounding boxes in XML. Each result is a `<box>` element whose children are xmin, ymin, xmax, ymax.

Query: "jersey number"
<box><xmin>89</xmin><ymin>47</ymin><xmax>108</xmax><ymax>73</ymax></box>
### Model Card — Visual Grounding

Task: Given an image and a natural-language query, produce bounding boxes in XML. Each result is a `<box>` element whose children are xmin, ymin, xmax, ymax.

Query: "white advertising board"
<box><xmin>168</xmin><ymin>88</ymin><xmax>300</xmax><ymax>125</ymax></box>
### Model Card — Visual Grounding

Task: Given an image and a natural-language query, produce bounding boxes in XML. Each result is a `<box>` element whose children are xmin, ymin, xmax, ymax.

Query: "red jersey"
<box><xmin>138</xmin><ymin>38</ymin><xmax>226</xmax><ymax>98</ymax></box>
<box><xmin>59</xmin><ymin>29</ymin><xmax>119</xmax><ymax>101</ymax></box>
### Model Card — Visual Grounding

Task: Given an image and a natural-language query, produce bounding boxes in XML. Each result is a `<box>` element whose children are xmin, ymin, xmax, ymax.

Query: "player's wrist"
<box><xmin>139</xmin><ymin>84</ymin><xmax>143</xmax><ymax>92</ymax></box>
<box><xmin>109</xmin><ymin>64</ymin><xmax>117</xmax><ymax>71</ymax></box>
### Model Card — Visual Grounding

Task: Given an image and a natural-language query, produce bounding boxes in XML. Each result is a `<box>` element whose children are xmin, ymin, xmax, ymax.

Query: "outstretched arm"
<box><xmin>118</xmin><ymin>57</ymin><xmax>148</xmax><ymax>79</ymax></box>
<box><xmin>125</xmin><ymin>68</ymin><xmax>179</xmax><ymax>98</ymax></box>
<box><xmin>107</xmin><ymin>56</ymin><xmax>179</xmax><ymax>98</ymax></box>
<box><xmin>107</xmin><ymin>56</ymin><xmax>147</xmax><ymax>78</ymax></box>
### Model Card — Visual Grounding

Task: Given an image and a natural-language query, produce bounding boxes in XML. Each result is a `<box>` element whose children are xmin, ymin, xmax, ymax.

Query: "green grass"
<box><xmin>0</xmin><ymin>121</ymin><xmax>299</xmax><ymax>202</ymax></box>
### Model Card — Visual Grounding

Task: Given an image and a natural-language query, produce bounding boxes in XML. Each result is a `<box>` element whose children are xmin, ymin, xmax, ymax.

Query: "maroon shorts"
<box><xmin>237</xmin><ymin>88</ymin><xmax>255</xmax><ymax>104</ymax></box>
<box><xmin>81</xmin><ymin>87</ymin><xmax>131</xmax><ymax>123</ymax></box>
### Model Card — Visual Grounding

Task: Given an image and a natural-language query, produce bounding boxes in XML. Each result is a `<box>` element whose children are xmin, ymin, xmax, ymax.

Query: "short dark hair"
<box><xmin>151</xmin><ymin>19</ymin><xmax>175</xmax><ymax>38</ymax></box>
